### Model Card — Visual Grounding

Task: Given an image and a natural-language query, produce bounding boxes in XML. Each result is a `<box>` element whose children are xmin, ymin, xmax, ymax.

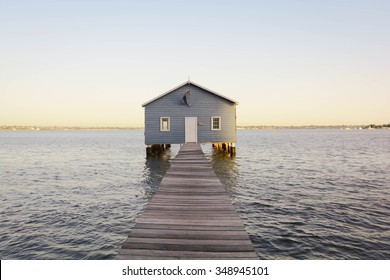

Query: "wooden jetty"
<box><xmin>116</xmin><ymin>143</ymin><xmax>257</xmax><ymax>260</ymax></box>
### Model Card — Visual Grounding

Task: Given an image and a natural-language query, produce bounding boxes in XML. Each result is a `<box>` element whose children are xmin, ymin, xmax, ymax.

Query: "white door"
<box><xmin>185</xmin><ymin>117</ymin><xmax>197</xmax><ymax>143</ymax></box>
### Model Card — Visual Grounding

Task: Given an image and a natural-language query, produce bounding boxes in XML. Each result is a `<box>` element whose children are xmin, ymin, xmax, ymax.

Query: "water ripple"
<box><xmin>1</xmin><ymin>129</ymin><xmax>389</xmax><ymax>259</ymax></box>
<box><xmin>208</xmin><ymin>129</ymin><xmax>390</xmax><ymax>259</ymax></box>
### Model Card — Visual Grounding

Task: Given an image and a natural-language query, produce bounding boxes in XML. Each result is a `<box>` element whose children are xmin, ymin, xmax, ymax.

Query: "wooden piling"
<box><xmin>146</xmin><ymin>144</ymin><xmax>171</xmax><ymax>157</ymax></box>
<box><xmin>211</xmin><ymin>142</ymin><xmax>236</xmax><ymax>158</ymax></box>
<box><xmin>146</xmin><ymin>145</ymin><xmax>152</xmax><ymax>157</ymax></box>
<box><xmin>230</xmin><ymin>143</ymin><xmax>236</xmax><ymax>157</ymax></box>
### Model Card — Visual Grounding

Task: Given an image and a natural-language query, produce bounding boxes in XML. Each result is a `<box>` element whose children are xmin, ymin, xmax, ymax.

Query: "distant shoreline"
<box><xmin>1</xmin><ymin>124</ymin><xmax>389</xmax><ymax>131</ymax></box>
<box><xmin>0</xmin><ymin>126</ymin><xmax>143</xmax><ymax>131</ymax></box>
<box><xmin>238</xmin><ymin>124</ymin><xmax>390</xmax><ymax>130</ymax></box>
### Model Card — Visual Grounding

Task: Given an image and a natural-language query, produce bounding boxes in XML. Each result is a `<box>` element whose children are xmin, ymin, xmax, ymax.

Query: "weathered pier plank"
<box><xmin>117</xmin><ymin>143</ymin><xmax>257</xmax><ymax>260</ymax></box>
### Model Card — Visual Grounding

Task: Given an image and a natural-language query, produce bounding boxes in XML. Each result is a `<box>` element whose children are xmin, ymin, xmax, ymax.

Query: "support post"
<box><xmin>230</xmin><ymin>143</ymin><xmax>236</xmax><ymax>157</ymax></box>
<box><xmin>146</xmin><ymin>145</ymin><xmax>152</xmax><ymax>157</ymax></box>
<box><xmin>147</xmin><ymin>144</ymin><xmax>165</xmax><ymax>157</ymax></box>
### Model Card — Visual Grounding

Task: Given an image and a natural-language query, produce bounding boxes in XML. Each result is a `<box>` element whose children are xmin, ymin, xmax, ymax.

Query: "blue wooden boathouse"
<box><xmin>142</xmin><ymin>81</ymin><xmax>238</xmax><ymax>156</ymax></box>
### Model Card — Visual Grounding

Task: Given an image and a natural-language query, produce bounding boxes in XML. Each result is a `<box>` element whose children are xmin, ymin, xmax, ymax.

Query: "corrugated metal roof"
<box><xmin>142</xmin><ymin>81</ymin><xmax>239</xmax><ymax>107</ymax></box>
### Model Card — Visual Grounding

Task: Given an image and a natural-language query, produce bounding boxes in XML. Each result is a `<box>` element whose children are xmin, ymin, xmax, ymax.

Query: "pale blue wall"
<box><xmin>144</xmin><ymin>84</ymin><xmax>237</xmax><ymax>145</ymax></box>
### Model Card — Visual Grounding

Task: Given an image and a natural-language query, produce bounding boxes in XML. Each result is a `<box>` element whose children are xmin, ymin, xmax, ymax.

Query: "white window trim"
<box><xmin>160</xmin><ymin>117</ymin><xmax>170</xmax><ymax>131</ymax></box>
<box><xmin>211</xmin><ymin>116</ymin><xmax>221</xmax><ymax>130</ymax></box>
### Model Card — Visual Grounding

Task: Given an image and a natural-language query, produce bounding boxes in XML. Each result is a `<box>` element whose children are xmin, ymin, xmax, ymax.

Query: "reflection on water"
<box><xmin>202</xmin><ymin>145</ymin><xmax>239</xmax><ymax>198</ymax></box>
<box><xmin>142</xmin><ymin>147</ymin><xmax>178</xmax><ymax>198</ymax></box>
<box><xmin>204</xmin><ymin>130</ymin><xmax>390</xmax><ymax>259</ymax></box>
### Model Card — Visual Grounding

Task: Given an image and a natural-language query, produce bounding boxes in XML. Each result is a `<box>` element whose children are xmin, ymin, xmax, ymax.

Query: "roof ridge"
<box><xmin>142</xmin><ymin>81</ymin><xmax>238</xmax><ymax>107</ymax></box>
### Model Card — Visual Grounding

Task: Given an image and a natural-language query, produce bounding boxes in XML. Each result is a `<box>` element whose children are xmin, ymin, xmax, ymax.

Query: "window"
<box><xmin>211</xmin><ymin>116</ymin><xmax>221</xmax><ymax>130</ymax></box>
<box><xmin>160</xmin><ymin>117</ymin><xmax>170</xmax><ymax>131</ymax></box>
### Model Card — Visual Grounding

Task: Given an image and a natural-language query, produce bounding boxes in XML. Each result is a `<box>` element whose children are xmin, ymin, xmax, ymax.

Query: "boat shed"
<box><xmin>142</xmin><ymin>81</ymin><xmax>238</xmax><ymax>156</ymax></box>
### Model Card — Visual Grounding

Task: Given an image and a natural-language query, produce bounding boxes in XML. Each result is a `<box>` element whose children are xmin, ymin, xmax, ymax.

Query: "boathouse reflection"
<box><xmin>142</xmin><ymin>147</ymin><xmax>176</xmax><ymax>198</ymax></box>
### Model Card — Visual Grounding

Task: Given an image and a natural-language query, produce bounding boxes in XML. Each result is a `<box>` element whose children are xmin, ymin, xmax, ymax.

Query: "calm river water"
<box><xmin>0</xmin><ymin>129</ymin><xmax>389</xmax><ymax>259</ymax></box>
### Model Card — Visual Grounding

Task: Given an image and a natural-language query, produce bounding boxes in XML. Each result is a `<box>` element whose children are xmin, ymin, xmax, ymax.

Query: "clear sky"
<box><xmin>1</xmin><ymin>0</ymin><xmax>389</xmax><ymax>127</ymax></box>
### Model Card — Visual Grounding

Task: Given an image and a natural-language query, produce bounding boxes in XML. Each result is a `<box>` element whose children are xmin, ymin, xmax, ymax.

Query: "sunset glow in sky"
<box><xmin>1</xmin><ymin>0</ymin><xmax>389</xmax><ymax>127</ymax></box>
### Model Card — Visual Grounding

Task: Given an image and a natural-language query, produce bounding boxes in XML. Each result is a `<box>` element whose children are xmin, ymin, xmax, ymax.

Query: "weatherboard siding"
<box><xmin>144</xmin><ymin>84</ymin><xmax>236</xmax><ymax>145</ymax></box>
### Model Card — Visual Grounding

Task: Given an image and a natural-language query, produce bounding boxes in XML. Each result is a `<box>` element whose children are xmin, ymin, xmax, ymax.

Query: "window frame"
<box><xmin>211</xmin><ymin>116</ymin><xmax>221</xmax><ymax>130</ymax></box>
<box><xmin>160</xmin><ymin>117</ymin><xmax>170</xmax><ymax>132</ymax></box>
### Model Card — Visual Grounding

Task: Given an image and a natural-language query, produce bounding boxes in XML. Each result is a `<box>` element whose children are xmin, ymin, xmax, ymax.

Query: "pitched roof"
<box><xmin>142</xmin><ymin>81</ymin><xmax>239</xmax><ymax>107</ymax></box>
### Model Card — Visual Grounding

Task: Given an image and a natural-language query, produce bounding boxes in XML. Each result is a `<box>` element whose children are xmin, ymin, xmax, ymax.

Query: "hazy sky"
<box><xmin>1</xmin><ymin>0</ymin><xmax>389</xmax><ymax>127</ymax></box>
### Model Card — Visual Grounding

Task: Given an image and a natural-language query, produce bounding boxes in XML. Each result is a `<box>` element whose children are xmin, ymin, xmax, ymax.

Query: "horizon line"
<box><xmin>1</xmin><ymin>123</ymin><xmax>389</xmax><ymax>130</ymax></box>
